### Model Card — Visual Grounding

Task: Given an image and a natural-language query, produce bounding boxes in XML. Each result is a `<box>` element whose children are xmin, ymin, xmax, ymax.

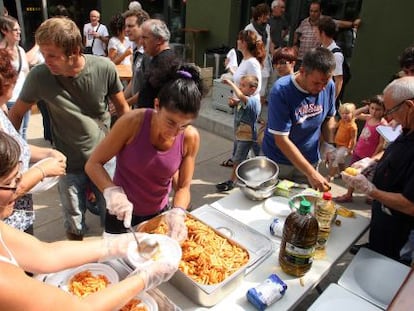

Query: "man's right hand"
<box><xmin>103</xmin><ymin>186</ymin><xmax>133</xmax><ymax>228</ymax></box>
<box><xmin>308</xmin><ymin>171</ymin><xmax>331</xmax><ymax>192</ymax></box>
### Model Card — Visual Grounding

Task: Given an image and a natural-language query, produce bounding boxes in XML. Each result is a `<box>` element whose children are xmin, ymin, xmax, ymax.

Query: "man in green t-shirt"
<box><xmin>9</xmin><ymin>17</ymin><xmax>130</xmax><ymax>240</ymax></box>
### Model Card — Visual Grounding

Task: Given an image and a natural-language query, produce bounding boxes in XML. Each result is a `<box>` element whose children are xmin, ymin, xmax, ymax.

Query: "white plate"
<box><xmin>263</xmin><ymin>196</ymin><xmax>291</xmax><ymax>217</ymax></box>
<box><xmin>308</xmin><ymin>284</ymin><xmax>381</xmax><ymax>310</ymax></box>
<box><xmin>35</xmin><ymin>268</ymin><xmax>74</xmax><ymax>288</ymax></box>
<box><xmin>62</xmin><ymin>263</ymin><xmax>119</xmax><ymax>292</ymax></box>
<box><xmin>126</xmin><ymin>234</ymin><xmax>182</xmax><ymax>269</ymax></box>
<box><xmin>28</xmin><ymin>158</ymin><xmax>60</xmax><ymax>194</ymax></box>
<box><xmin>338</xmin><ymin>248</ymin><xmax>410</xmax><ymax>309</ymax></box>
<box><xmin>123</xmin><ymin>292</ymin><xmax>158</xmax><ymax>311</ymax></box>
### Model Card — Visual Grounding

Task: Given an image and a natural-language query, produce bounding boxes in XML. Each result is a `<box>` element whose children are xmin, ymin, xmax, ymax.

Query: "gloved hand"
<box><xmin>33</xmin><ymin>157</ymin><xmax>66</xmax><ymax>178</ymax></box>
<box><xmin>320</xmin><ymin>142</ymin><xmax>336</xmax><ymax>165</ymax></box>
<box><xmin>164</xmin><ymin>208</ymin><xmax>188</xmax><ymax>244</ymax></box>
<box><xmin>99</xmin><ymin>232</ymin><xmax>148</xmax><ymax>262</ymax></box>
<box><xmin>341</xmin><ymin>172</ymin><xmax>376</xmax><ymax>194</ymax></box>
<box><xmin>130</xmin><ymin>258</ymin><xmax>179</xmax><ymax>291</ymax></box>
<box><xmin>103</xmin><ymin>186</ymin><xmax>133</xmax><ymax>228</ymax></box>
<box><xmin>351</xmin><ymin>157</ymin><xmax>376</xmax><ymax>171</ymax></box>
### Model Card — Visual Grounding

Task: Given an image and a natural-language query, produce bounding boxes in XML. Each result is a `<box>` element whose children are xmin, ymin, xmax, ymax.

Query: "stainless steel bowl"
<box><xmin>238</xmin><ymin>182</ymin><xmax>278</xmax><ymax>201</ymax></box>
<box><xmin>236</xmin><ymin>156</ymin><xmax>279</xmax><ymax>189</ymax></box>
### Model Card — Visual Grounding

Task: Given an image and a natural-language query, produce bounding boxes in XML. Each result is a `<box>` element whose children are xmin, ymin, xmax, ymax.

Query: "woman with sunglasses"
<box><xmin>0</xmin><ymin>131</ymin><xmax>178</xmax><ymax>310</ymax></box>
<box><xmin>0</xmin><ymin>48</ymin><xmax>66</xmax><ymax>234</ymax></box>
<box><xmin>86</xmin><ymin>64</ymin><xmax>203</xmax><ymax>239</ymax></box>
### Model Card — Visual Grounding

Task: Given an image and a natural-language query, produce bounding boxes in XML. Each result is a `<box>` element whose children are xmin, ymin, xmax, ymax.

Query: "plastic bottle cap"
<box><xmin>299</xmin><ymin>199</ymin><xmax>311</xmax><ymax>214</ymax></box>
<box><xmin>322</xmin><ymin>192</ymin><xmax>332</xmax><ymax>200</ymax></box>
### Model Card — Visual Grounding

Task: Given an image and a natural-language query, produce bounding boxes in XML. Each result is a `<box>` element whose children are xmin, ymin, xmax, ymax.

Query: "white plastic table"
<box><xmin>159</xmin><ymin>189</ymin><xmax>371</xmax><ymax>310</ymax></box>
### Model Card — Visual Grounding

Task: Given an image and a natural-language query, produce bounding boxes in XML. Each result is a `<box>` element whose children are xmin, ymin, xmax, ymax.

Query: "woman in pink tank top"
<box><xmin>86</xmin><ymin>64</ymin><xmax>204</xmax><ymax>238</ymax></box>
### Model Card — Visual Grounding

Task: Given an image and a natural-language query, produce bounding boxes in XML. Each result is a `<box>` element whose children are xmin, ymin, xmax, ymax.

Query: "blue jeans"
<box><xmin>232</xmin><ymin>140</ymin><xmax>255</xmax><ymax>164</ymax></box>
<box><xmin>7</xmin><ymin>101</ymin><xmax>30</xmax><ymax>140</ymax></box>
<box><xmin>58</xmin><ymin>157</ymin><xmax>116</xmax><ymax>235</ymax></box>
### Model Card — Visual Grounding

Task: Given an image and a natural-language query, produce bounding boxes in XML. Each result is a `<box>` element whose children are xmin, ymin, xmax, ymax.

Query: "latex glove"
<box><xmin>32</xmin><ymin>157</ymin><xmax>66</xmax><ymax>178</ymax></box>
<box><xmin>320</xmin><ymin>142</ymin><xmax>336</xmax><ymax>165</ymax></box>
<box><xmin>341</xmin><ymin>172</ymin><xmax>376</xmax><ymax>194</ymax></box>
<box><xmin>164</xmin><ymin>208</ymin><xmax>188</xmax><ymax>244</ymax></box>
<box><xmin>130</xmin><ymin>258</ymin><xmax>179</xmax><ymax>291</ymax></box>
<box><xmin>99</xmin><ymin>232</ymin><xmax>147</xmax><ymax>262</ymax></box>
<box><xmin>351</xmin><ymin>157</ymin><xmax>376</xmax><ymax>171</ymax></box>
<box><xmin>103</xmin><ymin>186</ymin><xmax>133</xmax><ymax>228</ymax></box>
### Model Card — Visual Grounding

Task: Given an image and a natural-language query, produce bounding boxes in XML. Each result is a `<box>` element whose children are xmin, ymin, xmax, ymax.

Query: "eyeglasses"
<box><xmin>163</xmin><ymin>117</ymin><xmax>191</xmax><ymax>131</ymax></box>
<box><xmin>384</xmin><ymin>98</ymin><xmax>413</xmax><ymax>116</ymax></box>
<box><xmin>0</xmin><ymin>162</ymin><xmax>22</xmax><ymax>192</ymax></box>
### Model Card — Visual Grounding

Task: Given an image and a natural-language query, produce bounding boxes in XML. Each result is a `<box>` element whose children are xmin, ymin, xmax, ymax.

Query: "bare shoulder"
<box><xmin>183</xmin><ymin>125</ymin><xmax>200</xmax><ymax>155</ymax></box>
<box><xmin>110</xmin><ymin>109</ymin><xmax>147</xmax><ymax>142</ymax></box>
<box><xmin>184</xmin><ymin>125</ymin><xmax>200</xmax><ymax>141</ymax></box>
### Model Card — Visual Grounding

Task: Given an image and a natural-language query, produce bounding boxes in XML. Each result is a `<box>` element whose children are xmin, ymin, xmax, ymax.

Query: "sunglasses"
<box><xmin>274</xmin><ymin>59</ymin><xmax>289</xmax><ymax>65</ymax></box>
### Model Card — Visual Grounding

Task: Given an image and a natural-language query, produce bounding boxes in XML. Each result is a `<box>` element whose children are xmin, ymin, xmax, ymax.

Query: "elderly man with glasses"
<box><xmin>342</xmin><ymin>76</ymin><xmax>414</xmax><ymax>265</ymax></box>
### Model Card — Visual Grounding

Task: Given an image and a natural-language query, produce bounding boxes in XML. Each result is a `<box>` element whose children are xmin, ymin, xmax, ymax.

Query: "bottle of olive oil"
<box><xmin>315</xmin><ymin>192</ymin><xmax>336</xmax><ymax>250</ymax></box>
<box><xmin>279</xmin><ymin>199</ymin><xmax>319</xmax><ymax>277</ymax></box>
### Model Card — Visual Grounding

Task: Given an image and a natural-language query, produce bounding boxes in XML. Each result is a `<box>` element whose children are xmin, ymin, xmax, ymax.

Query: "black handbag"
<box><xmin>83</xmin><ymin>46</ymin><xmax>93</xmax><ymax>54</ymax></box>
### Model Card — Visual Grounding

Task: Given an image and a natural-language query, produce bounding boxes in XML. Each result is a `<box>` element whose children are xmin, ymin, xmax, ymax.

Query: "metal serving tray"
<box><xmin>168</xmin><ymin>205</ymin><xmax>273</xmax><ymax>306</ymax></box>
<box><xmin>136</xmin><ymin>205</ymin><xmax>273</xmax><ymax>306</ymax></box>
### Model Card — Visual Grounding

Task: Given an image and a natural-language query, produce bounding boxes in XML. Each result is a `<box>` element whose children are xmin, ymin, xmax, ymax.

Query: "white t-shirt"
<box><xmin>83</xmin><ymin>22</ymin><xmax>109</xmax><ymax>56</ymax></box>
<box><xmin>10</xmin><ymin>46</ymin><xmax>29</xmax><ymax>102</ymax></box>
<box><xmin>233</xmin><ymin>57</ymin><xmax>262</xmax><ymax>101</ymax></box>
<box><xmin>327</xmin><ymin>41</ymin><xmax>344</xmax><ymax>77</ymax></box>
<box><xmin>108</xmin><ymin>36</ymin><xmax>133</xmax><ymax>65</ymax></box>
<box><xmin>225</xmin><ymin>48</ymin><xmax>238</xmax><ymax>71</ymax></box>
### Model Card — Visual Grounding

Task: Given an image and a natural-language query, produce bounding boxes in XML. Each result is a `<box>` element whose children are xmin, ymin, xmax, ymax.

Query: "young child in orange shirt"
<box><xmin>326</xmin><ymin>103</ymin><xmax>358</xmax><ymax>181</ymax></box>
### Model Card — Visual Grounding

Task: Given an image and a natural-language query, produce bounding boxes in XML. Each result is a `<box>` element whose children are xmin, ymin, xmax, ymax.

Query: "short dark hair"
<box><xmin>273</xmin><ymin>47</ymin><xmax>298</xmax><ymax>64</ymax></box>
<box><xmin>109</xmin><ymin>13</ymin><xmax>125</xmax><ymax>37</ymax></box>
<box><xmin>361</xmin><ymin>94</ymin><xmax>385</xmax><ymax>109</ymax></box>
<box><xmin>302</xmin><ymin>47</ymin><xmax>336</xmax><ymax>75</ymax></box>
<box><xmin>0</xmin><ymin>131</ymin><xmax>20</xmax><ymax>178</ymax></box>
<box><xmin>252</xmin><ymin>3</ymin><xmax>270</xmax><ymax>21</ymax></box>
<box><xmin>318</xmin><ymin>16</ymin><xmax>337</xmax><ymax>39</ymax></box>
<box><xmin>157</xmin><ymin>63</ymin><xmax>204</xmax><ymax>116</ymax></box>
<box><xmin>122</xmin><ymin>8</ymin><xmax>150</xmax><ymax>26</ymax></box>
<box><xmin>399</xmin><ymin>45</ymin><xmax>414</xmax><ymax>69</ymax></box>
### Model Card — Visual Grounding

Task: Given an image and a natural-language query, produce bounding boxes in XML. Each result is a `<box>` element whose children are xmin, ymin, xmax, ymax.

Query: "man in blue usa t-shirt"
<box><xmin>263</xmin><ymin>47</ymin><xmax>336</xmax><ymax>191</ymax></box>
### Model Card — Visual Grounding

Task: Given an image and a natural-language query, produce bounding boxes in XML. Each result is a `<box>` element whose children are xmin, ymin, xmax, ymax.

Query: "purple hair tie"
<box><xmin>177</xmin><ymin>70</ymin><xmax>192</xmax><ymax>79</ymax></box>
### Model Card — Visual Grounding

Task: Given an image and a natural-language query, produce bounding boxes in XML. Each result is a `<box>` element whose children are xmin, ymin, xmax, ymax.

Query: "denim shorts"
<box><xmin>232</xmin><ymin>140</ymin><xmax>255</xmax><ymax>164</ymax></box>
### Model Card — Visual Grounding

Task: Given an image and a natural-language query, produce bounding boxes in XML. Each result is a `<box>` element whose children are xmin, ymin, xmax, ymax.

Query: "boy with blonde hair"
<box><xmin>216</xmin><ymin>75</ymin><xmax>261</xmax><ymax>191</ymax></box>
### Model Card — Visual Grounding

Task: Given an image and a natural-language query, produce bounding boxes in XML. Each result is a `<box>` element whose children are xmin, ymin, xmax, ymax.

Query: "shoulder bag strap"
<box><xmin>16</xmin><ymin>46</ymin><xmax>22</xmax><ymax>74</ymax></box>
<box><xmin>90</xmin><ymin>23</ymin><xmax>101</xmax><ymax>48</ymax></box>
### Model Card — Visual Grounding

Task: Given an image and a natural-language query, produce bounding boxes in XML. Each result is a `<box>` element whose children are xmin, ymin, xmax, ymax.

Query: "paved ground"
<box><xmin>27</xmin><ymin>96</ymin><xmax>370</xmax><ymax>310</ymax></box>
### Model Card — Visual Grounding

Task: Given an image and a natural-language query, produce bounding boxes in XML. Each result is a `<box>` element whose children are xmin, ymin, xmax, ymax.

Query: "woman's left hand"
<box><xmin>34</xmin><ymin>157</ymin><xmax>66</xmax><ymax>178</ymax></box>
<box><xmin>165</xmin><ymin>208</ymin><xmax>188</xmax><ymax>244</ymax></box>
